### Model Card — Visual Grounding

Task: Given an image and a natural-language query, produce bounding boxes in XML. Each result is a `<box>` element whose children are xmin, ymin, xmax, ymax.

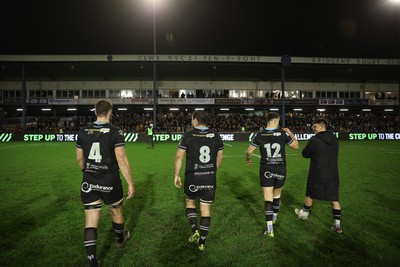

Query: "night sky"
<box><xmin>1</xmin><ymin>0</ymin><xmax>399</xmax><ymax>58</ymax></box>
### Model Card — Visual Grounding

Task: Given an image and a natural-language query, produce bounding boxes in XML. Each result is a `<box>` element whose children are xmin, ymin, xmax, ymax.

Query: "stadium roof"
<box><xmin>0</xmin><ymin>54</ymin><xmax>399</xmax><ymax>84</ymax></box>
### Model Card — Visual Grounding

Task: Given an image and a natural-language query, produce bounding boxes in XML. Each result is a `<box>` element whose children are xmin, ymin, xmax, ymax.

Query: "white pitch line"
<box><xmin>0</xmin><ymin>144</ymin><xmax>41</xmax><ymax>150</ymax></box>
<box><xmin>243</xmin><ymin>151</ymin><xmax>300</xmax><ymax>158</ymax></box>
<box><xmin>243</xmin><ymin>150</ymin><xmax>261</xmax><ymax>158</ymax></box>
<box><xmin>223</xmin><ymin>143</ymin><xmax>233</xmax><ymax>147</ymax></box>
<box><xmin>346</xmin><ymin>145</ymin><xmax>400</xmax><ymax>153</ymax></box>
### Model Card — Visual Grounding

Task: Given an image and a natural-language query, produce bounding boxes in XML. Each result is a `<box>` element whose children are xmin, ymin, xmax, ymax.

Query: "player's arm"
<box><xmin>216</xmin><ymin>150</ymin><xmax>223</xmax><ymax>170</ymax></box>
<box><xmin>282</xmin><ymin>127</ymin><xmax>299</xmax><ymax>150</ymax></box>
<box><xmin>115</xmin><ymin>146</ymin><xmax>135</xmax><ymax>199</ymax></box>
<box><xmin>174</xmin><ymin>148</ymin><xmax>186</xmax><ymax>188</ymax></box>
<box><xmin>245</xmin><ymin>145</ymin><xmax>257</xmax><ymax>165</ymax></box>
<box><xmin>76</xmin><ymin>147</ymin><xmax>85</xmax><ymax>171</ymax></box>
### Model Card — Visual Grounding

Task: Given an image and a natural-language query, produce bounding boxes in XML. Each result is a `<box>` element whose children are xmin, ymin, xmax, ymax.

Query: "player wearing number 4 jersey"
<box><xmin>174</xmin><ymin>110</ymin><xmax>224</xmax><ymax>251</ymax></box>
<box><xmin>76</xmin><ymin>99</ymin><xmax>135</xmax><ymax>267</ymax></box>
<box><xmin>246</xmin><ymin>112</ymin><xmax>299</xmax><ymax>238</ymax></box>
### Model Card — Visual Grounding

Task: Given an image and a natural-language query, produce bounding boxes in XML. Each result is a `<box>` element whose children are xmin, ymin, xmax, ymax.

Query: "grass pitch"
<box><xmin>0</xmin><ymin>141</ymin><xmax>399</xmax><ymax>267</ymax></box>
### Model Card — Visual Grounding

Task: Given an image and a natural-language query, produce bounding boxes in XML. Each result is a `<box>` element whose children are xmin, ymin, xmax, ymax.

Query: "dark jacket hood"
<box><xmin>315</xmin><ymin>131</ymin><xmax>336</xmax><ymax>145</ymax></box>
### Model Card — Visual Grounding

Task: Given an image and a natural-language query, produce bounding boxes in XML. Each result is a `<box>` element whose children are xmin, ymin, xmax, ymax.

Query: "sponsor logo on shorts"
<box><xmin>264</xmin><ymin>171</ymin><xmax>285</xmax><ymax>180</ymax></box>
<box><xmin>81</xmin><ymin>182</ymin><xmax>113</xmax><ymax>193</ymax></box>
<box><xmin>188</xmin><ymin>184</ymin><xmax>215</xmax><ymax>192</ymax></box>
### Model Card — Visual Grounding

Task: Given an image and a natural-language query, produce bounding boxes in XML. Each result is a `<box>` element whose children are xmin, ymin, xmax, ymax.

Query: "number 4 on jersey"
<box><xmin>89</xmin><ymin>142</ymin><xmax>102</xmax><ymax>163</ymax></box>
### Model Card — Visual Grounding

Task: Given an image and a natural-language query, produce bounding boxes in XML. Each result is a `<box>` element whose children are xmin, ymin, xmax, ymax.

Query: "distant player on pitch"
<box><xmin>174</xmin><ymin>110</ymin><xmax>224</xmax><ymax>251</ymax></box>
<box><xmin>246</xmin><ymin>112</ymin><xmax>299</xmax><ymax>238</ymax></box>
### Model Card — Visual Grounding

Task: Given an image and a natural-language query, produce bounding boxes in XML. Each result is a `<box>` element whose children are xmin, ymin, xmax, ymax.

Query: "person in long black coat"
<box><xmin>295</xmin><ymin>118</ymin><xmax>343</xmax><ymax>233</ymax></box>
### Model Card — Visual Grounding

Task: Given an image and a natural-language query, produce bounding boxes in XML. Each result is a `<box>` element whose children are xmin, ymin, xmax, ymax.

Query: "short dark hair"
<box><xmin>266</xmin><ymin>112</ymin><xmax>280</xmax><ymax>123</ymax></box>
<box><xmin>192</xmin><ymin>110</ymin><xmax>208</xmax><ymax>124</ymax></box>
<box><xmin>312</xmin><ymin>118</ymin><xmax>328</xmax><ymax>128</ymax></box>
<box><xmin>95</xmin><ymin>99</ymin><xmax>113</xmax><ymax>117</ymax></box>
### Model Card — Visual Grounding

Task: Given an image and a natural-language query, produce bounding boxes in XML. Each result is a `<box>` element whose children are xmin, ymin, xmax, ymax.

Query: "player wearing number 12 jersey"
<box><xmin>246</xmin><ymin>112</ymin><xmax>298</xmax><ymax>238</ymax></box>
<box><xmin>76</xmin><ymin>99</ymin><xmax>135</xmax><ymax>267</ymax></box>
<box><xmin>174</xmin><ymin>110</ymin><xmax>224</xmax><ymax>251</ymax></box>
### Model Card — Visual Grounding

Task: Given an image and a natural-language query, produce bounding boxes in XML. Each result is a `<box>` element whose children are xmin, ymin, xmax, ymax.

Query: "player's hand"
<box><xmin>174</xmin><ymin>175</ymin><xmax>182</xmax><ymax>188</ymax></box>
<box><xmin>126</xmin><ymin>184</ymin><xmax>135</xmax><ymax>199</ymax></box>
<box><xmin>282</xmin><ymin>127</ymin><xmax>293</xmax><ymax>135</ymax></box>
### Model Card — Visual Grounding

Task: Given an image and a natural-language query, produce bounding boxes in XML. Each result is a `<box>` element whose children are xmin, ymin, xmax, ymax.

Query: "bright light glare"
<box><xmin>270</xmin><ymin>108</ymin><xmax>279</xmax><ymax>111</ymax></box>
<box><xmin>195</xmin><ymin>108</ymin><xmax>204</xmax><ymax>111</ymax></box>
<box><xmin>389</xmin><ymin>0</ymin><xmax>400</xmax><ymax>4</ymax></box>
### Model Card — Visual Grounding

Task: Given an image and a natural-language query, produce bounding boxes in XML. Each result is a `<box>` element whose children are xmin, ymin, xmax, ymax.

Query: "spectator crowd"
<box><xmin>2</xmin><ymin>111</ymin><xmax>399</xmax><ymax>134</ymax></box>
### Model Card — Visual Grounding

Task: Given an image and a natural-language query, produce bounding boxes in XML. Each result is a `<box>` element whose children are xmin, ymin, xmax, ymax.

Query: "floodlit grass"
<box><xmin>0</xmin><ymin>141</ymin><xmax>399</xmax><ymax>266</ymax></box>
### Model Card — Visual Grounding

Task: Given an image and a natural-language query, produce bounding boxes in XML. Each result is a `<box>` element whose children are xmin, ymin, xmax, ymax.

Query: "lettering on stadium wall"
<box><xmin>2</xmin><ymin>132</ymin><xmax>400</xmax><ymax>142</ymax></box>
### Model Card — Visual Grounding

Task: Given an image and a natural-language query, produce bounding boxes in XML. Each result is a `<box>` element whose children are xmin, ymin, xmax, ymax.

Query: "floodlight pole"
<box><xmin>22</xmin><ymin>63</ymin><xmax>27</xmax><ymax>130</ymax></box>
<box><xmin>152</xmin><ymin>0</ymin><xmax>157</xmax><ymax>128</ymax></box>
<box><xmin>281</xmin><ymin>66</ymin><xmax>286</xmax><ymax>127</ymax></box>
<box><xmin>280</xmin><ymin>55</ymin><xmax>291</xmax><ymax>128</ymax></box>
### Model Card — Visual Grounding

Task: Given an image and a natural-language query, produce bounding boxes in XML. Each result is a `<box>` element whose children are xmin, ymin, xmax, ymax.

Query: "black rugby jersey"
<box><xmin>76</xmin><ymin>122</ymin><xmax>125</xmax><ymax>174</ymax></box>
<box><xmin>251</xmin><ymin>128</ymin><xmax>293</xmax><ymax>165</ymax></box>
<box><xmin>178</xmin><ymin>127</ymin><xmax>224</xmax><ymax>184</ymax></box>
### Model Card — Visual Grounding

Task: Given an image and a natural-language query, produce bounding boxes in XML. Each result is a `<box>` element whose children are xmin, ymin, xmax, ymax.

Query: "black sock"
<box><xmin>84</xmin><ymin>227</ymin><xmax>98</xmax><ymax>266</ymax></box>
<box><xmin>199</xmin><ymin>216</ymin><xmax>211</xmax><ymax>245</ymax></box>
<box><xmin>272</xmin><ymin>197</ymin><xmax>280</xmax><ymax>215</ymax></box>
<box><xmin>186</xmin><ymin>208</ymin><xmax>198</xmax><ymax>233</ymax></box>
<box><xmin>303</xmin><ymin>204</ymin><xmax>312</xmax><ymax>213</ymax></box>
<box><xmin>112</xmin><ymin>222</ymin><xmax>125</xmax><ymax>243</ymax></box>
<box><xmin>332</xmin><ymin>208</ymin><xmax>341</xmax><ymax>225</ymax></box>
<box><xmin>264</xmin><ymin>201</ymin><xmax>273</xmax><ymax>222</ymax></box>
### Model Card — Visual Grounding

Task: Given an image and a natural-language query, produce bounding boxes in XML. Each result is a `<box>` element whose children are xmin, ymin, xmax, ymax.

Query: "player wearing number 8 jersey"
<box><xmin>246</xmin><ymin>112</ymin><xmax>298</xmax><ymax>238</ymax></box>
<box><xmin>174</xmin><ymin>110</ymin><xmax>224</xmax><ymax>251</ymax></box>
<box><xmin>76</xmin><ymin>99</ymin><xmax>135</xmax><ymax>267</ymax></box>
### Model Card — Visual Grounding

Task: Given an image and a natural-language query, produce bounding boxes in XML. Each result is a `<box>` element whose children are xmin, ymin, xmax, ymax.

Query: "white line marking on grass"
<box><xmin>0</xmin><ymin>144</ymin><xmax>41</xmax><ymax>150</ymax></box>
<box><xmin>223</xmin><ymin>143</ymin><xmax>233</xmax><ymax>147</ymax></box>
<box><xmin>346</xmin><ymin>145</ymin><xmax>400</xmax><ymax>153</ymax></box>
<box><xmin>244</xmin><ymin>151</ymin><xmax>300</xmax><ymax>158</ymax></box>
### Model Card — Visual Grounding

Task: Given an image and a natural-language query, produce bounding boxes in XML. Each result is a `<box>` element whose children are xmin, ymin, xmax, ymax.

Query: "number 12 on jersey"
<box><xmin>264</xmin><ymin>143</ymin><xmax>281</xmax><ymax>158</ymax></box>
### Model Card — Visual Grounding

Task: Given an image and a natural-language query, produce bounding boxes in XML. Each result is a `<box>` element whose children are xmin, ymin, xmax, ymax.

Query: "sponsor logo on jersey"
<box><xmin>100</xmin><ymin>128</ymin><xmax>110</xmax><ymax>133</ymax></box>
<box><xmin>194</xmin><ymin>171</ymin><xmax>215</xmax><ymax>176</ymax></box>
<box><xmin>194</xmin><ymin>163</ymin><xmax>214</xmax><ymax>170</ymax></box>
<box><xmin>261</xmin><ymin>132</ymin><xmax>281</xmax><ymax>137</ymax></box>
